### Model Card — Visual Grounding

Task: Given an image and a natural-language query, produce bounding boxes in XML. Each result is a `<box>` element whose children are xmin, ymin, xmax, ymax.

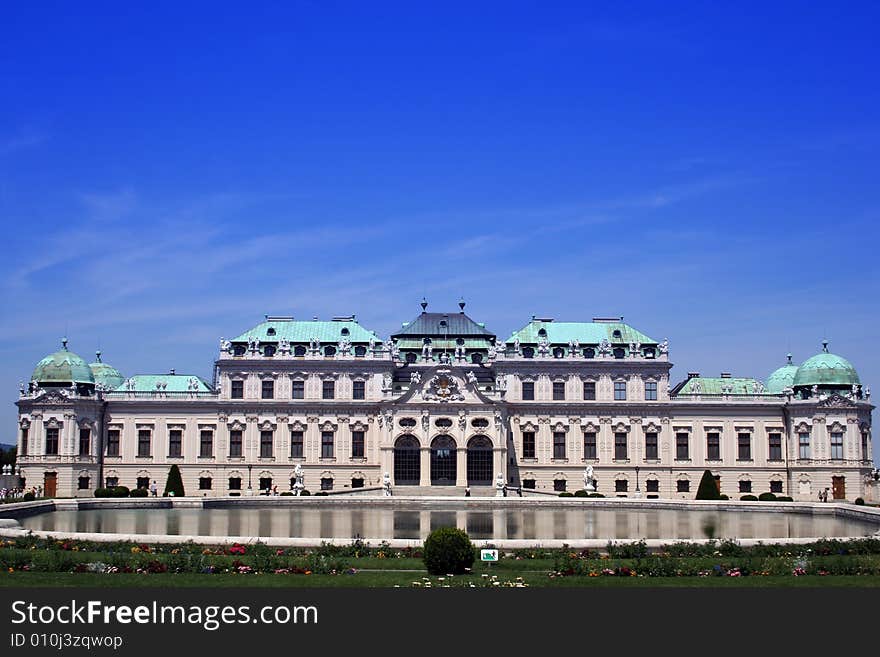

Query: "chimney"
<box><xmin>720</xmin><ymin>372</ymin><xmax>732</xmax><ymax>378</ymax></box>
<box><xmin>687</xmin><ymin>372</ymin><xmax>700</xmax><ymax>379</ymax></box>
<box><xmin>170</xmin><ymin>368</ymin><xmax>176</xmax><ymax>376</ymax></box>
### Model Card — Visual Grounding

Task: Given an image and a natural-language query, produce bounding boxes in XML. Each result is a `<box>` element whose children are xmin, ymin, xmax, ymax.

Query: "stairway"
<box><xmin>392</xmin><ymin>486</ymin><xmax>499</xmax><ymax>497</ymax></box>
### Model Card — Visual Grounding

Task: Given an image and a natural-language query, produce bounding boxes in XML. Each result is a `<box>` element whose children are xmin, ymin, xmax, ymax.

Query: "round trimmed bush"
<box><xmin>299</xmin><ymin>490</ymin><xmax>311</xmax><ymax>496</ymax></box>
<box><xmin>94</xmin><ymin>488</ymin><xmax>111</xmax><ymax>498</ymax></box>
<box><xmin>315</xmin><ymin>491</ymin><xmax>329</xmax><ymax>496</ymax></box>
<box><xmin>110</xmin><ymin>486</ymin><xmax>130</xmax><ymax>498</ymax></box>
<box><xmin>573</xmin><ymin>490</ymin><xmax>589</xmax><ymax>497</ymax></box>
<box><xmin>423</xmin><ymin>527</ymin><xmax>475</xmax><ymax>575</ymax></box>
<box><xmin>558</xmin><ymin>491</ymin><xmax>574</xmax><ymax>497</ymax></box>
<box><xmin>740</xmin><ymin>494</ymin><xmax>758</xmax><ymax>501</ymax></box>
<box><xmin>130</xmin><ymin>487</ymin><xmax>148</xmax><ymax>498</ymax></box>
<box><xmin>775</xmin><ymin>496</ymin><xmax>793</xmax><ymax>502</ymax></box>
<box><xmin>855</xmin><ymin>497</ymin><xmax>865</xmax><ymax>506</ymax></box>
<box><xmin>280</xmin><ymin>491</ymin><xmax>293</xmax><ymax>497</ymax></box>
<box><xmin>22</xmin><ymin>492</ymin><xmax>35</xmax><ymax>502</ymax></box>
<box><xmin>719</xmin><ymin>494</ymin><xmax>729</xmax><ymax>500</ymax></box>
<box><xmin>587</xmin><ymin>493</ymin><xmax>605</xmax><ymax>498</ymax></box>
<box><xmin>758</xmin><ymin>492</ymin><xmax>777</xmax><ymax>501</ymax></box>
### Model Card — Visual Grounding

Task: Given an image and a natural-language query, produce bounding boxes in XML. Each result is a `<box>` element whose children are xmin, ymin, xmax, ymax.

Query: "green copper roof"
<box><xmin>765</xmin><ymin>354</ymin><xmax>799</xmax><ymax>394</ymax></box>
<box><xmin>792</xmin><ymin>342</ymin><xmax>860</xmax><ymax>388</ymax></box>
<box><xmin>231</xmin><ymin>318</ymin><xmax>380</xmax><ymax>344</ymax></box>
<box><xmin>395</xmin><ymin>338</ymin><xmax>492</xmax><ymax>351</ymax></box>
<box><xmin>505</xmin><ymin>320</ymin><xmax>657</xmax><ymax>345</ymax></box>
<box><xmin>677</xmin><ymin>377</ymin><xmax>764</xmax><ymax>395</ymax></box>
<box><xmin>115</xmin><ymin>374</ymin><xmax>214</xmax><ymax>393</ymax></box>
<box><xmin>31</xmin><ymin>339</ymin><xmax>95</xmax><ymax>385</ymax></box>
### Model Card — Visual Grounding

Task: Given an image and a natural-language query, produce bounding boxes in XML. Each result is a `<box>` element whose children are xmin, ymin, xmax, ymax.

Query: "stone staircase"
<box><xmin>393</xmin><ymin>486</ymin><xmax>498</xmax><ymax>497</ymax></box>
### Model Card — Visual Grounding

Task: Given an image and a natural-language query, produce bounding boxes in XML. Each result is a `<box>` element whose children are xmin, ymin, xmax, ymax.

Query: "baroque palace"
<box><xmin>14</xmin><ymin>302</ymin><xmax>875</xmax><ymax>500</ymax></box>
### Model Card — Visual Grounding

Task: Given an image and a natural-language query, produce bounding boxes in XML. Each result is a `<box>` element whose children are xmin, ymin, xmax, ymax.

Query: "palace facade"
<box><xmin>14</xmin><ymin>303</ymin><xmax>876</xmax><ymax>501</ymax></box>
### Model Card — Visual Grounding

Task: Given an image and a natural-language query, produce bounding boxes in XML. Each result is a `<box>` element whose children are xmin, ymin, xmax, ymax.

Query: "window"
<box><xmin>583</xmin><ymin>432</ymin><xmax>597</xmax><ymax>459</ymax></box>
<box><xmin>862</xmin><ymin>432</ymin><xmax>869</xmax><ymax>461</ymax></box>
<box><xmin>290</xmin><ymin>431</ymin><xmax>304</xmax><ymax>458</ymax></box>
<box><xmin>324</xmin><ymin>346</ymin><xmax>336</xmax><ymax>357</ymax></box>
<box><xmin>522</xmin><ymin>431</ymin><xmax>536</xmax><ymax>459</ymax></box>
<box><xmin>405</xmin><ymin>352</ymin><xmax>417</xmax><ymax>363</ymax></box>
<box><xmin>199</xmin><ymin>477</ymin><xmax>212</xmax><ymax>491</ymax></box>
<box><xmin>78</xmin><ymin>428</ymin><xmax>90</xmax><ymax>456</ymax></box>
<box><xmin>322</xmin><ymin>380</ymin><xmax>335</xmax><ymax>399</ymax></box>
<box><xmin>471</xmin><ymin>352</ymin><xmax>483</xmax><ymax>364</ymax></box>
<box><xmin>553</xmin><ymin>347</ymin><xmax>565</xmax><ymax>358</ymax></box>
<box><xmin>614</xmin><ymin>381</ymin><xmax>627</xmax><ymax>400</ymax></box>
<box><xmin>351</xmin><ymin>430</ymin><xmax>365</xmax><ymax>458</ymax></box>
<box><xmin>676</xmin><ymin>479</ymin><xmax>690</xmax><ymax>493</ymax></box>
<box><xmin>231</xmin><ymin>380</ymin><xmax>244</xmax><ymax>399</ymax></box>
<box><xmin>45</xmin><ymin>427</ymin><xmax>59</xmax><ymax>455</ymax></box>
<box><xmin>830</xmin><ymin>432</ymin><xmax>843</xmax><ymax>460</ymax></box>
<box><xmin>137</xmin><ymin>429</ymin><xmax>151</xmax><ymax>457</ymax></box>
<box><xmin>263</xmin><ymin>344</ymin><xmax>276</xmax><ymax>357</ymax></box>
<box><xmin>294</xmin><ymin>345</ymin><xmax>307</xmax><ymax>357</ymax></box>
<box><xmin>553</xmin><ymin>432</ymin><xmax>566</xmax><ymax>459</ymax></box>
<box><xmin>321</xmin><ymin>477</ymin><xmax>333</xmax><ymax>491</ymax></box>
<box><xmin>614</xmin><ymin>432</ymin><xmax>627</xmax><ymax>460</ymax></box>
<box><xmin>706</xmin><ymin>433</ymin><xmax>720</xmax><ymax>460</ymax></box>
<box><xmin>291</xmin><ymin>380</ymin><xmax>305</xmax><ymax>399</ymax></box>
<box><xmin>770</xmin><ymin>480</ymin><xmax>783</xmax><ymax>494</ymax></box>
<box><xmin>168</xmin><ymin>429</ymin><xmax>182</xmax><ymax>457</ymax></box>
<box><xmin>553</xmin><ymin>479</ymin><xmax>566</xmax><ymax>492</ymax></box>
<box><xmin>768</xmin><ymin>433</ymin><xmax>782</xmax><ymax>461</ymax></box>
<box><xmin>228</xmin><ymin>477</ymin><xmax>242</xmax><ymax>491</ymax></box>
<box><xmin>19</xmin><ymin>426</ymin><xmax>28</xmax><ymax>456</ymax></box>
<box><xmin>645</xmin><ymin>432</ymin><xmax>658</xmax><ymax>460</ymax></box>
<box><xmin>615</xmin><ymin>479</ymin><xmax>628</xmax><ymax>493</ymax></box>
<box><xmin>583</xmin><ymin>381</ymin><xmax>596</xmax><ymax>400</ymax></box>
<box><xmin>737</xmin><ymin>433</ymin><xmax>751</xmax><ymax>461</ymax></box>
<box><xmin>522</xmin><ymin>381</ymin><xmax>535</xmax><ymax>400</ymax></box>
<box><xmin>229</xmin><ymin>430</ymin><xmax>242</xmax><ymax>458</ymax></box>
<box><xmin>260</xmin><ymin>430</ymin><xmax>274</xmax><ymax>458</ymax></box>
<box><xmin>351</xmin><ymin>478</ymin><xmax>364</xmax><ymax>488</ymax></box>
<box><xmin>106</xmin><ymin>430</ymin><xmax>120</xmax><ymax>457</ymax></box>
<box><xmin>522</xmin><ymin>347</ymin><xmax>534</xmax><ymax>359</ymax></box>
<box><xmin>613</xmin><ymin>347</ymin><xmax>626</xmax><ymax>359</ymax></box>
<box><xmin>675</xmin><ymin>433</ymin><xmax>689</xmax><ymax>460</ymax></box>
<box><xmin>105</xmin><ymin>476</ymin><xmax>118</xmax><ymax>488</ymax></box>
<box><xmin>353</xmin><ymin>380</ymin><xmax>366</xmax><ymax>400</ymax></box>
<box><xmin>259</xmin><ymin>477</ymin><xmax>272</xmax><ymax>492</ymax></box>
<box><xmin>200</xmin><ymin>430</ymin><xmax>213</xmax><ymax>458</ymax></box>
<box><xmin>136</xmin><ymin>476</ymin><xmax>149</xmax><ymax>490</ymax></box>
<box><xmin>798</xmin><ymin>432</ymin><xmax>810</xmax><ymax>459</ymax></box>
<box><xmin>261</xmin><ymin>379</ymin><xmax>274</xmax><ymax>399</ymax></box>
<box><xmin>646</xmin><ymin>479</ymin><xmax>659</xmax><ymax>493</ymax></box>
<box><xmin>321</xmin><ymin>431</ymin><xmax>334</xmax><ymax>458</ymax></box>
<box><xmin>354</xmin><ymin>345</ymin><xmax>366</xmax><ymax>357</ymax></box>
<box><xmin>523</xmin><ymin>479</ymin><xmax>536</xmax><ymax>490</ymax></box>
<box><xmin>233</xmin><ymin>344</ymin><xmax>246</xmax><ymax>356</ymax></box>
<box><xmin>739</xmin><ymin>480</ymin><xmax>752</xmax><ymax>493</ymax></box>
<box><xmin>583</xmin><ymin>347</ymin><xmax>595</xmax><ymax>358</ymax></box>
<box><xmin>645</xmin><ymin>381</ymin><xmax>658</xmax><ymax>400</ymax></box>
<box><xmin>78</xmin><ymin>476</ymin><xmax>90</xmax><ymax>490</ymax></box>
<box><xmin>553</xmin><ymin>381</ymin><xmax>565</xmax><ymax>400</ymax></box>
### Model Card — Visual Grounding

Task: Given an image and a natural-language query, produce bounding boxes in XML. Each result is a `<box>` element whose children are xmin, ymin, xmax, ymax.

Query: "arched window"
<box><xmin>456</xmin><ymin>338</ymin><xmax>465</xmax><ymax>346</ymax></box>
<box><xmin>354</xmin><ymin>345</ymin><xmax>366</xmax><ymax>357</ymax></box>
<box><xmin>522</xmin><ymin>347</ymin><xmax>535</xmax><ymax>359</ymax></box>
<box><xmin>470</xmin><ymin>352</ymin><xmax>483</xmax><ymax>364</ymax></box>
<box><xmin>267</xmin><ymin>328</ymin><xmax>276</xmax><ymax>336</ymax></box>
<box><xmin>341</xmin><ymin>327</ymin><xmax>349</xmax><ymax>336</ymax></box>
<box><xmin>430</xmin><ymin>435</ymin><xmax>457</xmax><ymax>485</ymax></box>
<box><xmin>405</xmin><ymin>352</ymin><xmax>417</xmax><ymax>363</ymax></box>
<box><xmin>233</xmin><ymin>344</ymin><xmax>246</xmax><ymax>356</ymax></box>
<box><xmin>583</xmin><ymin>347</ymin><xmax>595</xmax><ymax>358</ymax></box>
<box><xmin>466</xmin><ymin>436</ymin><xmax>493</xmax><ymax>485</ymax></box>
<box><xmin>324</xmin><ymin>345</ymin><xmax>337</xmax><ymax>357</ymax></box>
<box><xmin>552</xmin><ymin>347</ymin><xmax>565</xmax><ymax>358</ymax></box>
<box><xmin>613</xmin><ymin>347</ymin><xmax>626</xmax><ymax>359</ymax></box>
<box><xmin>293</xmin><ymin>345</ymin><xmax>306</xmax><ymax>356</ymax></box>
<box><xmin>538</xmin><ymin>328</ymin><xmax>547</xmax><ymax>337</ymax></box>
<box><xmin>263</xmin><ymin>345</ymin><xmax>276</xmax><ymax>357</ymax></box>
<box><xmin>394</xmin><ymin>435</ymin><xmax>420</xmax><ymax>485</ymax></box>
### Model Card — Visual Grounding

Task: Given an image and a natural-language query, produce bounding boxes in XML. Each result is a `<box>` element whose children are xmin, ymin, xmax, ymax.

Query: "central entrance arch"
<box><xmin>430</xmin><ymin>435</ymin><xmax>457</xmax><ymax>485</ymax></box>
<box><xmin>466</xmin><ymin>436</ymin><xmax>493</xmax><ymax>486</ymax></box>
<box><xmin>393</xmin><ymin>435</ymin><xmax>420</xmax><ymax>485</ymax></box>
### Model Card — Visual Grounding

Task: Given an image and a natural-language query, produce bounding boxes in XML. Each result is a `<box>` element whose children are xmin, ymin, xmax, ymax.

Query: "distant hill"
<box><xmin>0</xmin><ymin>444</ymin><xmax>15</xmax><ymax>452</ymax></box>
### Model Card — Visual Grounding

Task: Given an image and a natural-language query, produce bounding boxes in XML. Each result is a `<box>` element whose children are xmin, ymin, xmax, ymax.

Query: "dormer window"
<box><xmin>522</xmin><ymin>346</ymin><xmax>535</xmax><ymax>359</ymax></box>
<box><xmin>552</xmin><ymin>347</ymin><xmax>565</xmax><ymax>358</ymax></box>
<box><xmin>456</xmin><ymin>338</ymin><xmax>464</xmax><ymax>346</ymax></box>
<box><xmin>324</xmin><ymin>345</ymin><xmax>337</xmax><ymax>357</ymax></box>
<box><xmin>470</xmin><ymin>352</ymin><xmax>483</xmax><ymax>364</ymax></box>
<box><xmin>439</xmin><ymin>320</ymin><xmax>447</xmax><ymax>328</ymax></box>
<box><xmin>644</xmin><ymin>348</ymin><xmax>655</xmax><ymax>359</ymax></box>
<box><xmin>612</xmin><ymin>330</ymin><xmax>622</xmax><ymax>338</ymax></box>
<box><xmin>406</xmin><ymin>352</ymin><xmax>417</xmax><ymax>363</ymax></box>
<box><xmin>538</xmin><ymin>328</ymin><xmax>547</xmax><ymax>337</ymax></box>
<box><xmin>583</xmin><ymin>347</ymin><xmax>595</xmax><ymax>359</ymax></box>
<box><xmin>293</xmin><ymin>345</ymin><xmax>307</xmax><ymax>357</ymax></box>
<box><xmin>423</xmin><ymin>337</ymin><xmax>432</xmax><ymax>344</ymax></box>
<box><xmin>233</xmin><ymin>345</ymin><xmax>246</xmax><ymax>356</ymax></box>
<box><xmin>267</xmin><ymin>328</ymin><xmax>276</xmax><ymax>336</ymax></box>
<box><xmin>354</xmin><ymin>345</ymin><xmax>366</xmax><ymax>357</ymax></box>
<box><xmin>613</xmin><ymin>347</ymin><xmax>626</xmax><ymax>359</ymax></box>
<box><xmin>341</xmin><ymin>328</ymin><xmax>349</xmax><ymax>336</ymax></box>
<box><xmin>263</xmin><ymin>345</ymin><xmax>276</xmax><ymax>357</ymax></box>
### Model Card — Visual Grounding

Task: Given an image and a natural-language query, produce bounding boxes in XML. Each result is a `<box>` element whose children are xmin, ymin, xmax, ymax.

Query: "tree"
<box><xmin>423</xmin><ymin>527</ymin><xmax>475</xmax><ymax>575</ymax></box>
<box><xmin>696</xmin><ymin>469</ymin><xmax>721</xmax><ymax>500</ymax></box>
<box><xmin>164</xmin><ymin>464</ymin><xmax>185</xmax><ymax>497</ymax></box>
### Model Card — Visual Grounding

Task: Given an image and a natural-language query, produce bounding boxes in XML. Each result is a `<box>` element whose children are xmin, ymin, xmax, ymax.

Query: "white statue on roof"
<box><xmin>599</xmin><ymin>338</ymin><xmax>612</xmax><ymax>357</ymax></box>
<box><xmin>310</xmin><ymin>336</ymin><xmax>320</xmax><ymax>353</ymax></box>
<box><xmin>278</xmin><ymin>339</ymin><xmax>290</xmax><ymax>354</ymax></box>
<box><xmin>658</xmin><ymin>338</ymin><xmax>669</xmax><ymax>354</ymax></box>
<box><xmin>631</xmin><ymin>341</ymin><xmax>641</xmax><ymax>357</ymax></box>
<box><xmin>410</xmin><ymin>371</ymin><xmax>421</xmax><ymax>385</ymax></box>
<box><xmin>513</xmin><ymin>337</ymin><xmax>520</xmax><ymax>354</ymax></box>
<box><xmin>219</xmin><ymin>338</ymin><xmax>231</xmax><ymax>353</ymax></box>
<box><xmin>466</xmin><ymin>371</ymin><xmax>478</xmax><ymax>385</ymax></box>
<box><xmin>537</xmin><ymin>336</ymin><xmax>550</xmax><ymax>357</ymax></box>
<box><xmin>692</xmin><ymin>380</ymin><xmax>702</xmax><ymax>394</ymax></box>
<box><xmin>338</xmin><ymin>337</ymin><xmax>351</xmax><ymax>355</ymax></box>
<box><xmin>126</xmin><ymin>378</ymin><xmax>136</xmax><ymax>391</ymax></box>
<box><xmin>753</xmin><ymin>380</ymin><xmax>765</xmax><ymax>394</ymax></box>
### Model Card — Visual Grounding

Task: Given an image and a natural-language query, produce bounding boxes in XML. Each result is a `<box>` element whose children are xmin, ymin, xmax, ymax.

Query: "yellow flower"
<box><xmin>131</xmin><ymin>547</ymin><xmax>140</xmax><ymax>554</ymax></box>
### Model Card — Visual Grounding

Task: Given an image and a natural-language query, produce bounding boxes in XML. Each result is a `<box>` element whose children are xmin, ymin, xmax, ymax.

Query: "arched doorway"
<box><xmin>393</xmin><ymin>435</ymin><xmax>420</xmax><ymax>485</ymax></box>
<box><xmin>467</xmin><ymin>436</ymin><xmax>493</xmax><ymax>486</ymax></box>
<box><xmin>430</xmin><ymin>435</ymin><xmax>457</xmax><ymax>485</ymax></box>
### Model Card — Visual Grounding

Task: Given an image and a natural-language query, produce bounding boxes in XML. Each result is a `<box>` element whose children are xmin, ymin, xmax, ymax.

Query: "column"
<box><xmin>419</xmin><ymin>447</ymin><xmax>430</xmax><ymax>487</ymax></box>
<box><xmin>456</xmin><ymin>448</ymin><xmax>467</xmax><ymax>486</ymax></box>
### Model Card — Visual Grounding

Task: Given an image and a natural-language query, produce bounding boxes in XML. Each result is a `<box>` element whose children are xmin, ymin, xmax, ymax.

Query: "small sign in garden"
<box><xmin>480</xmin><ymin>549</ymin><xmax>499</xmax><ymax>562</ymax></box>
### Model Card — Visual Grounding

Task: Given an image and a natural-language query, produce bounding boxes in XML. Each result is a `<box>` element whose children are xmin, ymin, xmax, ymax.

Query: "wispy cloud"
<box><xmin>0</xmin><ymin>127</ymin><xmax>48</xmax><ymax>157</ymax></box>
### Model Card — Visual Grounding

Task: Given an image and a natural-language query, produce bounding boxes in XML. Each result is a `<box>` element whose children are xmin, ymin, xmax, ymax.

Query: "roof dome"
<box><xmin>31</xmin><ymin>338</ymin><xmax>95</xmax><ymax>385</ymax></box>
<box><xmin>89</xmin><ymin>351</ymin><xmax>125</xmax><ymax>389</ymax></box>
<box><xmin>765</xmin><ymin>354</ymin><xmax>799</xmax><ymax>394</ymax></box>
<box><xmin>792</xmin><ymin>341</ymin><xmax>860</xmax><ymax>388</ymax></box>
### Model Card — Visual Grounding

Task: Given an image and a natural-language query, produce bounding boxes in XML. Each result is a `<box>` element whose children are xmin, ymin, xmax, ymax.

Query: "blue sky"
<box><xmin>1</xmin><ymin>2</ymin><xmax>877</xmax><ymax>458</ymax></box>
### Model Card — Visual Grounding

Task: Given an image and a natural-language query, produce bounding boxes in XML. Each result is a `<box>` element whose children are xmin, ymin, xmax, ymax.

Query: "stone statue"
<box><xmin>753</xmin><ymin>380</ymin><xmax>765</xmax><ymax>394</ymax></box>
<box><xmin>495</xmin><ymin>375</ymin><xmax>507</xmax><ymax>393</ymax></box>
<box><xmin>852</xmin><ymin>384</ymin><xmax>861</xmax><ymax>399</ymax></box>
<box><xmin>692</xmin><ymin>380</ymin><xmax>702</xmax><ymax>394</ymax></box>
<box><xmin>866</xmin><ymin>386</ymin><xmax>871</xmax><ymax>400</ymax></box>
<box><xmin>68</xmin><ymin>381</ymin><xmax>77</xmax><ymax>396</ymax></box>
<box><xmin>382</xmin><ymin>372</ymin><xmax>392</xmax><ymax>391</ymax></box>
<box><xmin>466</xmin><ymin>371</ymin><xmax>478</xmax><ymax>385</ymax></box>
<box><xmin>658</xmin><ymin>338</ymin><xmax>669</xmax><ymax>355</ymax></box>
<box><xmin>513</xmin><ymin>337</ymin><xmax>520</xmax><ymax>354</ymax></box>
<box><xmin>458</xmin><ymin>410</ymin><xmax>467</xmax><ymax>430</ymax></box>
<box><xmin>537</xmin><ymin>336</ymin><xmax>550</xmax><ymax>357</ymax></box>
<box><xmin>811</xmin><ymin>384</ymin><xmax>819</xmax><ymax>397</ymax></box>
<box><xmin>19</xmin><ymin>381</ymin><xmax>25</xmax><ymax>396</ymax></box>
<box><xmin>278</xmin><ymin>339</ymin><xmax>290</xmax><ymax>354</ymax></box>
<box><xmin>495</xmin><ymin>472</ymin><xmax>506</xmax><ymax>497</ymax></box>
<box><xmin>455</xmin><ymin>344</ymin><xmax>465</xmax><ymax>361</ymax></box>
<box><xmin>422</xmin><ymin>342</ymin><xmax>433</xmax><ymax>361</ymax></box>
<box><xmin>293</xmin><ymin>464</ymin><xmax>304</xmax><ymax>496</ymax></box>
<box><xmin>369</xmin><ymin>337</ymin><xmax>376</xmax><ymax>351</ymax></box>
<box><xmin>339</xmin><ymin>338</ymin><xmax>352</xmax><ymax>355</ymax></box>
<box><xmin>421</xmin><ymin>410</ymin><xmax>430</xmax><ymax>432</ymax></box>
<box><xmin>631</xmin><ymin>341</ymin><xmax>641</xmax><ymax>357</ymax></box>
<box><xmin>439</xmin><ymin>351</ymin><xmax>450</xmax><ymax>364</ymax></box>
<box><xmin>382</xmin><ymin>472</ymin><xmax>392</xmax><ymax>497</ymax></box>
<box><xmin>219</xmin><ymin>337</ymin><xmax>231</xmax><ymax>353</ymax></box>
<box><xmin>599</xmin><ymin>338</ymin><xmax>612</xmax><ymax>357</ymax></box>
<box><xmin>410</xmin><ymin>371</ymin><xmax>421</xmax><ymax>385</ymax></box>
<box><xmin>29</xmin><ymin>380</ymin><xmax>39</xmax><ymax>394</ymax></box>
<box><xmin>310</xmin><ymin>336</ymin><xmax>320</xmax><ymax>353</ymax></box>
<box><xmin>584</xmin><ymin>465</ymin><xmax>595</xmax><ymax>492</ymax></box>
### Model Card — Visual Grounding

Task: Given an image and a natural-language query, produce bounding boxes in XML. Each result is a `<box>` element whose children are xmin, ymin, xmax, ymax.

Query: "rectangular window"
<box><xmin>614</xmin><ymin>432</ymin><xmax>627</xmax><ymax>460</ymax></box>
<box><xmin>259</xmin><ymin>477</ymin><xmax>273</xmax><ymax>492</ymax></box>
<box><xmin>260</xmin><ymin>430</ymin><xmax>274</xmax><ymax>458</ymax></box>
<box><xmin>522</xmin><ymin>381</ymin><xmax>535</xmax><ymax>400</ymax></box>
<box><xmin>321</xmin><ymin>431</ymin><xmax>334</xmax><ymax>458</ymax></box>
<box><xmin>646</xmin><ymin>479</ymin><xmax>659</xmax><ymax>493</ymax></box>
<box><xmin>351</xmin><ymin>430</ymin><xmax>365</xmax><ymax>458</ymax></box>
<box><xmin>45</xmin><ymin>427</ymin><xmax>59</xmax><ymax>455</ymax></box>
<box><xmin>106</xmin><ymin>430</ymin><xmax>120</xmax><ymax>457</ymax></box>
<box><xmin>351</xmin><ymin>478</ymin><xmax>364</xmax><ymax>489</ymax></box>
<box><xmin>137</xmin><ymin>429</ymin><xmax>151</xmax><ymax>457</ymax></box>
<box><xmin>614</xmin><ymin>381</ymin><xmax>627</xmax><ymax>400</ymax></box>
<box><xmin>105</xmin><ymin>476</ymin><xmax>118</xmax><ymax>488</ymax></box>
<box><xmin>583</xmin><ymin>432</ymin><xmax>597</xmax><ymax>459</ymax></box>
<box><xmin>737</xmin><ymin>433</ymin><xmax>751</xmax><ymax>461</ymax></box>
<box><xmin>353</xmin><ymin>380</ymin><xmax>366</xmax><ymax>400</ymax></box>
<box><xmin>615</xmin><ymin>479</ymin><xmax>628</xmax><ymax>493</ymax></box>
<box><xmin>78</xmin><ymin>428</ymin><xmax>90</xmax><ymax>456</ymax></box>
<box><xmin>644</xmin><ymin>381</ymin><xmax>658</xmax><ymax>400</ymax></box>
<box><xmin>77</xmin><ymin>476</ymin><xmax>90</xmax><ymax>490</ymax></box>
<box><xmin>522</xmin><ymin>431</ymin><xmax>536</xmax><ymax>459</ymax></box>
<box><xmin>553</xmin><ymin>432</ymin><xmax>566</xmax><ymax>459</ymax></box>
<box><xmin>523</xmin><ymin>479</ymin><xmax>536</xmax><ymax>490</ymax></box>
<box><xmin>228</xmin><ymin>477</ymin><xmax>242</xmax><ymax>491</ymax></box>
<box><xmin>676</xmin><ymin>479</ymin><xmax>690</xmax><ymax>493</ymax></box>
<box><xmin>19</xmin><ymin>427</ymin><xmax>28</xmax><ymax>456</ymax></box>
<box><xmin>261</xmin><ymin>379</ymin><xmax>274</xmax><ymax>399</ymax></box>
<box><xmin>553</xmin><ymin>479</ymin><xmax>566</xmax><ymax>492</ymax></box>
<box><xmin>229</xmin><ymin>430</ymin><xmax>242</xmax><ymax>458</ymax></box>
<box><xmin>290</xmin><ymin>431</ymin><xmax>304</xmax><ymax>458</ymax></box>
<box><xmin>291</xmin><ymin>380</ymin><xmax>305</xmax><ymax>399</ymax></box>
<box><xmin>136</xmin><ymin>476</ymin><xmax>149</xmax><ymax>490</ymax></box>
<box><xmin>168</xmin><ymin>429</ymin><xmax>182</xmax><ymax>457</ymax></box>
<box><xmin>830</xmin><ymin>432</ymin><xmax>843</xmax><ymax>460</ymax></box>
<box><xmin>320</xmin><ymin>477</ymin><xmax>333</xmax><ymax>491</ymax></box>
<box><xmin>199</xmin><ymin>477</ymin><xmax>212</xmax><ymax>491</ymax></box>
<box><xmin>644</xmin><ymin>432</ymin><xmax>658</xmax><ymax>460</ymax></box>
<box><xmin>552</xmin><ymin>381</ymin><xmax>565</xmax><ymax>400</ymax></box>
<box><xmin>739</xmin><ymin>480</ymin><xmax>752</xmax><ymax>493</ymax></box>
<box><xmin>200</xmin><ymin>430</ymin><xmax>213</xmax><ymax>458</ymax></box>
<box><xmin>768</xmin><ymin>433</ymin><xmax>782</xmax><ymax>461</ymax></box>
<box><xmin>322</xmin><ymin>380</ymin><xmax>335</xmax><ymax>399</ymax></box>
<box><xmin>706</xmin><ymin>433</ymin><xmax>720</xmax><ymax>460</ymax></box>
<box><xmin>862</xmin><ymin>432</ymin><xmax>869</xmax><ymax>461</ymax></box>
<box><xmin>770</xmin><ymin>480</ymin><xmax>783</xmax><ymax>494</ymax></box>
<box><xmin>231</xmin><ymin>380</ymin><xmax>244</xmax><ymax>399</ymax></box>
<box><xmin>583</xmin><ymin>381</ymin><xmax>596</xmax><ymax>400</ymax></box>
<box><xmin>675</xmin><ymin>433</ymin><xmax>689</xmax><ymax>460</ymax></box>
<box><xmin>798</xmin><ymin>432</ymin><xmax>810</xmax><ymax>459</ymax></box>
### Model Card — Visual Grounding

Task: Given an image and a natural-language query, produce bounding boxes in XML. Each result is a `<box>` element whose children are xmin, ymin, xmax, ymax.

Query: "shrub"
<box><xmin>299</xmin><ymin>490</ymin><xmax>311</xmax><ymax>496</ymax></box>
<box><xmin>573</xmin><ymin>490</ymin><xmax>589</xmax><ymax>497</ymax></box>
<box><xmin>423</xmin><ymin>527</ymin><xmax>475</xmax><ymax>575</ymax></box>
<box><xmin>587</xmin><ymin>493</ymin><xmax>605</xmax><ymax>498</ymax></box>
<box><xmin>110</xmin><ymin>486</ymin><xmax>130</xmax><ymax>498</ymax></box>
<box><xmin>696</xmin><ymin>470</ymin><xmax>721</xmax><ymax>500</ymax></box>
<box><xmin>776</xmin><ymin>496</ymin><xmax>793</xmax><ymax>502</ymax></box>
<box><xmin>315</xmin><ymin>491</ymin><xmax>329</xmax><ymax>496</ymax></box>
<box><xmin>719</xmin><ymin>494</ymin><xmax>729</xmax><ymax>500</ymax></box>
<box><xmin>22</xmin><ymin>492</ymin><xmax>35</xmax><ymax>502</ymax></box>
<box><xmin>94</xmin><ymin>488</ymin><xmax>111</xmax><ymax>498</ymax></box>
<box><xmin>740</xmin><ymin>495</ymin><xmax>758</xmax><ymax>501</ymax></box>
<box><xmin>758</xmin><ymin>492</ymin><xmax>777</xmax><ymax>502</ymax></box>
<box><xmin>164</xmin><ymin>464</ymin><xmax>185</xmax><ymax>498</ymax></box>
<box><xmin>130</xmin><ymin>488</ymin><xmax>148</xmax><ymax>498</ymax></box>
<box><xmin>280</xmin><ymin>491</ymin><xmax>293</xmax><ymax>497</ymax></box>
<box><xmin>855</xmin><ymin>497</ymin><xmax>865</xmax><ymax>506</ymax></box>
<box><xmin>558</xmin><ymin>492</ymin><xmax>574</xmax><ymax>497</ymax></box>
